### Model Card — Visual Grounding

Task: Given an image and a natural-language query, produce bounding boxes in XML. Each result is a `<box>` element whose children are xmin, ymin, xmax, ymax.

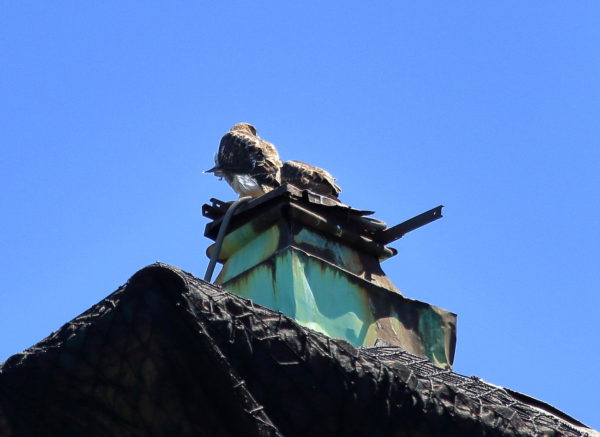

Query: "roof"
<box><xmin>0</xmin><ymin>264</ymin><xmax>596</xmax><ymax>437</ymax></box>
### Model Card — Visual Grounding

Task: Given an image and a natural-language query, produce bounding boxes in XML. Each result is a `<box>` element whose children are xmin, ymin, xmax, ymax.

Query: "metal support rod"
<box><xmin>204</xmin><ymin>196</ymin><xmax>252</xmax><ymax>283</ymax></box>
<box><xmin>376</xmin><ymin>205</ymin><xmax>444</xmax><ymax>245</ymax></box>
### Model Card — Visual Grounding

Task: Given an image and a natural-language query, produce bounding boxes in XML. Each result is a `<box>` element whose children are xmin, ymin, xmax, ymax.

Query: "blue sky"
<box><xmin>1</xmin><ymin>2</ymin><xmax>599</xmax><ymax>429</ymax></box>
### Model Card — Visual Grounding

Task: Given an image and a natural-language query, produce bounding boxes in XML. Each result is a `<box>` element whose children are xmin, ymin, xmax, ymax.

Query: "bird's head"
<box><xmin>231</xmin><ymin>122</ymin><xmax>257</xmax><ymax>136</ymax></box>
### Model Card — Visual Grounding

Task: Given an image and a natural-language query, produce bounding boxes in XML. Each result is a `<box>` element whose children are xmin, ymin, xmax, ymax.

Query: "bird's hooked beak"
<box><xmin>205</xmin><ymin>151</ymin><xmax>222</xmax><ymax>175</ymax></box>
<box><xmin>204</xmin><ymin>166</ymin><xmax>225</xmax><ymax>180</ymax></box>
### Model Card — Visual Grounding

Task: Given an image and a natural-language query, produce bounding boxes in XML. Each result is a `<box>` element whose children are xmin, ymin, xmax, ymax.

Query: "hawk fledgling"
<box><xmin>281</xmin><ymin>160</ymin><xmax>342</xmax><ymax>201</ymax></box>
<box><xmin>206</xmin><ymin>123</ymin><xmax>282</xmax><ymax>198</ymax></box>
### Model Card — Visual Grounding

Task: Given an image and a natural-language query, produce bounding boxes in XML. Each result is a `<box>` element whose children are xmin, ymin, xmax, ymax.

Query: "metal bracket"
<box><xmin>375</xmin><ymin>205</ymin><xmax>443</xmax><ymax>245</ymax></box>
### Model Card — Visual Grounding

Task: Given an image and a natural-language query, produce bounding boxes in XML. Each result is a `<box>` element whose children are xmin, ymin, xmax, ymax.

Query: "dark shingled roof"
<box><xmin>0</xmin><ymin>264</ymin><xmax>596</xmax><ymax>437</ymax></box>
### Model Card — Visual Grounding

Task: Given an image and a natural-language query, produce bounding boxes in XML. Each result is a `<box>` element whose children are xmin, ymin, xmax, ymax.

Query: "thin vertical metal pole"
<box><xmin>204</xmin><ymin>196</ymin><xmax>252</xmax><ymax>283</ymax></box>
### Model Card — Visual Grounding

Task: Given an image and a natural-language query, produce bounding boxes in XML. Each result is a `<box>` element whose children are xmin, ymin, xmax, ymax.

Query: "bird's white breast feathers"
<box><xmin>227</xmin><ymin>174</ymin><xmax>265</xmax><ymax>198</ymax></box>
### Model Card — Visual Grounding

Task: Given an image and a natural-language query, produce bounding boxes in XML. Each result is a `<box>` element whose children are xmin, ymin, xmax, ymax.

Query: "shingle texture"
<box><xmin>0</xmin><ymin>264</ymin><xmax>596</xmax><ymax>437</ymax></box>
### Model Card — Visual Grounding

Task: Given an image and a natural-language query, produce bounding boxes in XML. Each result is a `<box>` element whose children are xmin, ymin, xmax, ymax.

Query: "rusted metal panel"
<box><xmin>375</xmin><ymin>205</ymin><xmax>443</xmax><ymax>244</ymax></box>
<box><xmin>219</xmin><ymin>249</ymin><xmax>375</xmax><ymax>348</ymax></box>
<box><xmin>218</xmin><ymin>246</ymin><xmax>456</xmax><ymax>368</ymax></box>
<box><xmin>215</xmin><ymin>224</ymin><xmax>281</xmax><ymax>284</ymax></box>
<box><xmin>204</xmin><ymin>185</ymin><xmax>456</xmax><ymax>368</ymax></box>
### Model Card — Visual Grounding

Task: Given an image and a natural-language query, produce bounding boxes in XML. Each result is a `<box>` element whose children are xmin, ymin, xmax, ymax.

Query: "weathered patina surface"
<box><xmin>204</xmin><ymin>186</ymin><xmax>456</xmax><ymax>368</ymax></box>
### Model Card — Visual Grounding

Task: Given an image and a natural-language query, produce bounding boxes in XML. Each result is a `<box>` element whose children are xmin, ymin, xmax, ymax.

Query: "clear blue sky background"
<box><xmin>1</xmin><ymin>2</ymin><xmax>598</xmax><ymax>429</ymax></box>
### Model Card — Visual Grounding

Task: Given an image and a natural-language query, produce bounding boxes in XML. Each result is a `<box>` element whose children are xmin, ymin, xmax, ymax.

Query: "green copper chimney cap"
<box><xmin>203</xmin><ymin>186</ymin><xmax>456</xmax><ymax>368</ymax></box>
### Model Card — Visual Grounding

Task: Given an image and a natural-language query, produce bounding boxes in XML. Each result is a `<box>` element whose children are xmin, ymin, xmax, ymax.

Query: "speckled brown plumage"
<box><xmin>281</xmin><ymin>160</ymin><xmax>342</xmax><ymax>200</ymax></box>
<box><xmin>209</xmin><ymin>123</ymin><xmax>282</xmax><ymax>197</ymax></box>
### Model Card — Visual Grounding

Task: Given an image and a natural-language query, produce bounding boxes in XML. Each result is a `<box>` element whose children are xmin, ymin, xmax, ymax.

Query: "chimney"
<box><xmin>203</xmin><ymin>185</ymin><xmax>456</xmax><ymax>368</ymax></box>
